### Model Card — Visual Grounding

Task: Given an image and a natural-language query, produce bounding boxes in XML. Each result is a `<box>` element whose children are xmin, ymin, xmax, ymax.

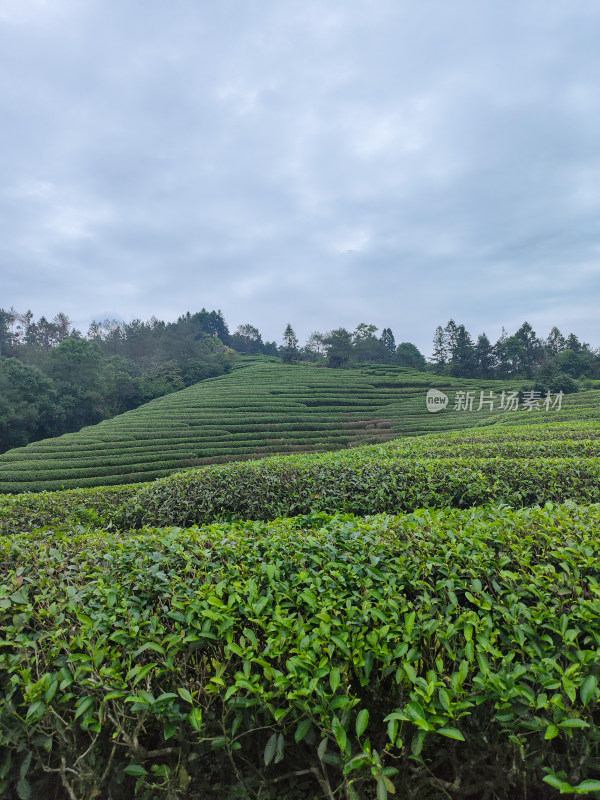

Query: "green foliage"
<box><xmin>2</xmin><ymin>504</ymin><xmax>600</xmax><ymax>798</ymax></box>
<box><xmin>0</xmin><ymin>309</ymin><xmax>236</xmax><ymax>452</ymax></box>
<box><xmin>4</xmin><ymin>359</ymin><xmax>597</xmax><ymax>493</ymax></box>
<box><xmin>116</xmin><ymin>418</ymin><xmax>600</xmax><ymax>529</ymax></box>
<box><xmin>2</xmin><ymin>410</ymin><xmax>600</xmax><ymax>797</ymax></box>
<box><xmin>0</xmin><ymin>358</ymin><xmax>63</xmax><ymax>453</ymax></box>
<box><xmin>231</xmin><ymin>324</ymin><xmax>263</xmax><ymax>354</ymax></box>
<box><xmin>324</xmin><ymin>329</ymin><xmax>354</xmax><ymax>368</ymax></box>
<box><xmin>430</xmin><ymin>320</ymin><xmax>600</xmax><ymax>381</ymax></box>
<box><xmin>0</xmin><ymin>483</ymin><xmax>140</xmax><ymax>535</ymax></box>
<box><xmin>554</xmin><ymin>350</ymin><xmax>591</xmax><ymax>379</ymax></box>
<box><xmin>395</xmin><ymin>342</ymin><xmax>426</xmax><ymax>370</ymax></box>
<box><xmin>282</xmin><ymin>324</ymin><xmax>299</xmax><ymax>364</ymax></box>
<box><xmin>550</xmin><ymin>373</ymin><xmax>580</xmax><ymax>395</ymax></box>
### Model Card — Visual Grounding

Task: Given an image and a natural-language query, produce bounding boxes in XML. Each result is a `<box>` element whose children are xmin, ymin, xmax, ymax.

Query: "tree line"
<box><xmin>430</xmin><ymin>319</ymin><xmax>599</xmax><ymax>388</ymax></box>
<box><xmin>244</xmin><ymin>322</ymin><xmax>427</xmax><ymax>369</ymax></box>
<box><xmin>0</xmin><ymin>306</ymin><xmax>597</xmax><ymax>453</ymax></box>
<box><xmin>0</xmin><ymin>309</ymin><xmax>236</xmax><ymax>453</ymax></box>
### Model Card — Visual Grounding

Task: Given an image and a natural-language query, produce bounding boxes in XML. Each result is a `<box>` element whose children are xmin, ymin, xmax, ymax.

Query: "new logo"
<box><xmin>426</xmin><ymin>389</ymin><xmax>449</xmax><ymax>413</ymax></box>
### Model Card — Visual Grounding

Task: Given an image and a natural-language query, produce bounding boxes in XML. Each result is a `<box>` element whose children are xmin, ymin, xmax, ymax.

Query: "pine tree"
<box><xmin>474</xmin><ymin>333</ymin><xmax>495</xmax><ymax>378</ymax></box>
<box><xmin>282</xmin><ymin>324</ymin><xmax>299</xmax><ymax>364</ymax></box>
<box><xmin>444</xmin><ymin>319</ymin><xmax>459</xmax><ymax>359</ymax></box>
<box><xmin>431</xmin><ymin>326</ymin><xmax>447</xmax><ymax>373</ymax></box>
<box><xmin>565</xmin><ymin>333</ymin><xmax>582</xmax><ymax>353</ymax></box>
<box><xmin>546</xmin><ymin>326</ymin><xmax>566</xmax><ymax>356</ymax></box>
<box><xmin>380</xmin><ymin>328</ymin><xmax>396</xmax><ymax>362</ymax></box>
<box><xmin>515</xmin><ymin>321</ymin><xmax>542</xmax><ymax>377</ymax></box>
<box><xmin>449</xmin><ymin>325</ymin><xmax>475</xmax><ymax>377</ymax></box>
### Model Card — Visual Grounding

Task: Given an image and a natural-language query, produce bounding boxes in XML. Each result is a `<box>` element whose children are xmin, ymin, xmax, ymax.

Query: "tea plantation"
<box><xmin>1</xmin><ymin>358</ymin><xmax>591</xmax><ymax>493</ymax></box>
<box><xmin>1</xmin><ymin>371</ymin><xmax>600</xmax><ymax>799</ymax></box>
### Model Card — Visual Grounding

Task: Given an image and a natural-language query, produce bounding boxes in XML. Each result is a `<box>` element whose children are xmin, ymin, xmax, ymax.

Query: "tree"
<box><xmin>89</xmin><ymin>319</ymin><xmax>124</xmax><ymax>355</ymax></box>
<box><xmin>262</xmin><ymin>341</ymin><xmax>280</xmax><ymax>357</ymax></box>
<box><xmin>431</xmin><ymin>326</ymin><xmax>447</xmax><ymax>373</ymax></box>
<box><xmin>49</xmin><ymin>338</ymin><xmax>105</xmax><ymax>430</ymax></box>
<box><xmin>87</xmin><ymin>320</ymin><xmax>103</xmax><ymax>341</ymax></box>
<box><xmin>549</xmin><ymin>373</ymin><xmax>579</xmax><ymax>394</ymax></box>
<box><xmin>474</xmin><ymin>333</ymin><xmax>495</xmax><ymax>378</ymax></box>
<box><xmin>11</xmin><ymin>309</ymin><xmax>33</xmax><ymax>348</ymax></box>
<box><xmin>52</xmin><ymin>313</ymin><xmax>72</xmax><ymax>344</ymax></box>
<box><xmin>495</xmin><ymin>334</ymin><xmax>526</xmax><ymax>377</ymax></box>
<box><xmin>0</xmin><ymin>357</ymin><xmax>63</xmax><ymax>452</ymax></box>
<box><xmin>554</xmin><ymin>349</ymin><xmax>590</xmax><ymax>378</ymax></box>
<box><xmin>0</xmin><ymin>309</ymin><xmax>14</xmax><ymax>357</ymax></box>
<box><xmin>231</xmin><ymin>324</ymin><xmax>263</xmax><ymax>355</ymax></box>
<box><xmin>514</xmin><ymin>321</ymin><xmax>543</xmax><ymax>377</ymax></box>
<box><xmin>546</xmin><ymin>327</ymin><xmax>566</xmax><ymax>356</ymax></box>
<box><xmin>444</xmin><ymin>320</ymin><xmax>459</xmax><ymax>359</ymax></box>
<box><xmin>282</xmin><ymin>324</ymin><xmax>299</xmax><ymax>364</ymax></box>
<box><xmin>395</xmin><ymin>342</ymin><xmax>426</xmax><ymax>370</ymax></box>
<box><xmin>102</xmin><ymin>356</ymin><xmax>143</xmax><ymax>416</ymax></box>
<box><xmin>448</xmin><ymin>325</ymin><xmax>475</xmax><ymax>377</ymax></box>
<box><xmin>323</xmin><ymin>329</ymin><xmax>353</xmax><ymax>368</ymax></box>
<box><xmin>302</xmin><ymin>332</ymin><xmax>327</xmax><ymax>362</ymax></box>
<box><xmin>565</xmin><ymin>333</ymin><xmax>582</xmax><ymax>353</ymax></box>
<box><xmin>353</xmin><ymin>323</ymin><xmax>378</xmax><ymax>342</ymax></box>
<box><xmin>352</xmin><ymin>323</ymin><xmax>386</xmax><ymax>363</ymax></box>
<box><xmin>380</xmin><ymin>328</ymin><xmax>396</xmax><ymax>362</ymax></box>
<box><xmin>140</xmin><ymin>360</ymin><xmax>185</xmax><ymax>400</ymax></box>
<box><xmin>172</xmin><ymin>309</ymin><xmax>230</xmax><ymax>346</ymax></box>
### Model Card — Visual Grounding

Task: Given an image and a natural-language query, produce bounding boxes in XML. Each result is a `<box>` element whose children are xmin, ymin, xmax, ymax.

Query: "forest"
<box><xmin>0</xmin><ymin>306</ymin><xmax>598</xmax><ymax>454</ymax></box>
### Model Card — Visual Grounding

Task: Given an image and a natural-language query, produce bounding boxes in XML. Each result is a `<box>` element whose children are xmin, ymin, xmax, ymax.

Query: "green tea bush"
<box><xmin>2</xmin><ymin>418</ymin><xmax>600</xmax><ymax>532</ymax></box>
<box><xmin>0</xmin><ymin>484</ymin><xmax>141</xmax><ymax>535</ymax></box>
<box><xmin>120</xmin><ymin>448</ymin><xmax>600</xmax><ymax>529</ymax></box>
<box><xmin>4</xmin><ymin>360</ymin><xmax>587</xmax><ymax>493</ymax></box>
<box><xmin>1</xmin><ymin>504</ymin><xmax>600</xmax><ymax>798</ymax></box>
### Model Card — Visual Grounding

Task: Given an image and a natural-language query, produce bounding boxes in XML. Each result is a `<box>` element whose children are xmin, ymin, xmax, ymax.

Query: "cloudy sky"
<box><xmin>1</xmin><ymin>0</ymin><xmax>600</xmax><ymax>354</ymax></box>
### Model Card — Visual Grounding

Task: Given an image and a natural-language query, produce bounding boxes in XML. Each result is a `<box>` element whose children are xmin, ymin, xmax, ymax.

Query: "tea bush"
<box><xmin>119</xmin><ymin>418</ymin><xmax>600</xmax><ymax>528</ymax></box>
<box><xmin>2</xmin><ymin>418</ymin><xmax>600</xmax><ymax>534</ymax></box>
<box><xmin>3</xmin><ymin>360</ymin><xmax>591</xmax><ymax>492</ymax></box>
<box><xmin>1</xmin><ymin>504</ymin><xmax>600</xmax><ymax>798</ymax></box>
<box><xmin>0</xmin><ymin>483</ymin><xmax>140</xmax><ymax>535</ymax></box>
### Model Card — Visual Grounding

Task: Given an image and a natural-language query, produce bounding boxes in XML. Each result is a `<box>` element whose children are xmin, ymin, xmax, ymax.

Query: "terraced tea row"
<box><xmin>0</xmin><ymin>361</ymin><xmax>551</xmax><ymax>492</ymax></box>
<box><xmin>120</xmin><ymin>423</ymin><xmax>600</xmax><ymax>529</ymax></box>
<box><xmin>3</xmin><ymin>418</ymin><xmax>600</xmax><ymax>532</ymax></box>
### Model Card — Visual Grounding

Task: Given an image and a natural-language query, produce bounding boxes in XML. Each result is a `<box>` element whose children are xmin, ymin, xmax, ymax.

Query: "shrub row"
<box><xmin>387</xmin><ymin>440</ymin><xmax>600</xmax><ymax>459</ymax></box>
<box><xmin>119</xmin><ymin>443</ymin><xmax>600</xmax><ymax>528</ymax></box>
<box><xmin>2</xmin><ymin>419</ymin><xmax>599</xmax><ymax>523</ymax></box>
<box><xmin>1</xmin><ymin>504</ymin><xmax>600</xmax><ymax>799</ymax></box>
<box><xmin>0</xmin><ymin>483</ymin><xmax>140</xmax><ymax>535</ymax></box>
<box><xmin>0</xmin><ymin>436</ymin><xmax>353</xmax><ymax>478</ymax></box>
<box><xmin>0</xmin><ymin>469</ymin><xmax>179</xmax><ymax>495</ymax></box>
<box><xmin>1</xmin><ymin>360</ymin><xmax>557</xmax><ymax>492</ymax></box>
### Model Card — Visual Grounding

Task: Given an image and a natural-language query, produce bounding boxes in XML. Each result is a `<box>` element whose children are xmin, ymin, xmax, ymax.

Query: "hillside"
<box><xmin>2</xmin><ymin>408</ymin><xmax>600</xmax><ymax>798</ymax></box>
<box><xmin>0</xmin><ymin>359</ymin><xmax>595</xmax><ymax>493</ymax></box>
<box><xmin>0</xmin><ymin>360</ymin><xmax>511</xmax><ymax>491</ymax></box>
<box><xmin>2</xmin><ymin>415</ymin><xmax>600</xmax><ymax>535</ymax></box>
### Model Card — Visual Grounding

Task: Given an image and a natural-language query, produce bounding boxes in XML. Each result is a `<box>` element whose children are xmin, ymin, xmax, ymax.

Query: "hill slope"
<box><xmin>2</xmin><ymin>383</ymin><xmax>600</xmax><ymax>799</ymax></box>
<box><xmin>0</xmin><ymin>359</ymin><xmax>596</xmax><ymax>492</ymax></box>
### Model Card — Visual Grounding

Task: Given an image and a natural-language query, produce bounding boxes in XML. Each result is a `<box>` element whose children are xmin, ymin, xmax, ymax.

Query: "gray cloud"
<box><xmin>1</xmin><ymin>0</ymin><xmax>600</xmax><ymax>353</ymax></box>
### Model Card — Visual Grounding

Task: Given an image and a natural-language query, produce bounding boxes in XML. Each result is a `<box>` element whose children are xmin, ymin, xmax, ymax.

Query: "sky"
<box><xmin>1</xmin><ymin>0</ymin><xmax>600</xmax><ymax>355</ymax></box>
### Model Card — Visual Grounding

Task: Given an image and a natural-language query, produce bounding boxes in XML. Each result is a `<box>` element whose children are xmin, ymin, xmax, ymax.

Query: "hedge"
<box><xmin>1</xmin><ymin>504</ymin><xmax>600</xmax><ymax>798</ymax></box>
